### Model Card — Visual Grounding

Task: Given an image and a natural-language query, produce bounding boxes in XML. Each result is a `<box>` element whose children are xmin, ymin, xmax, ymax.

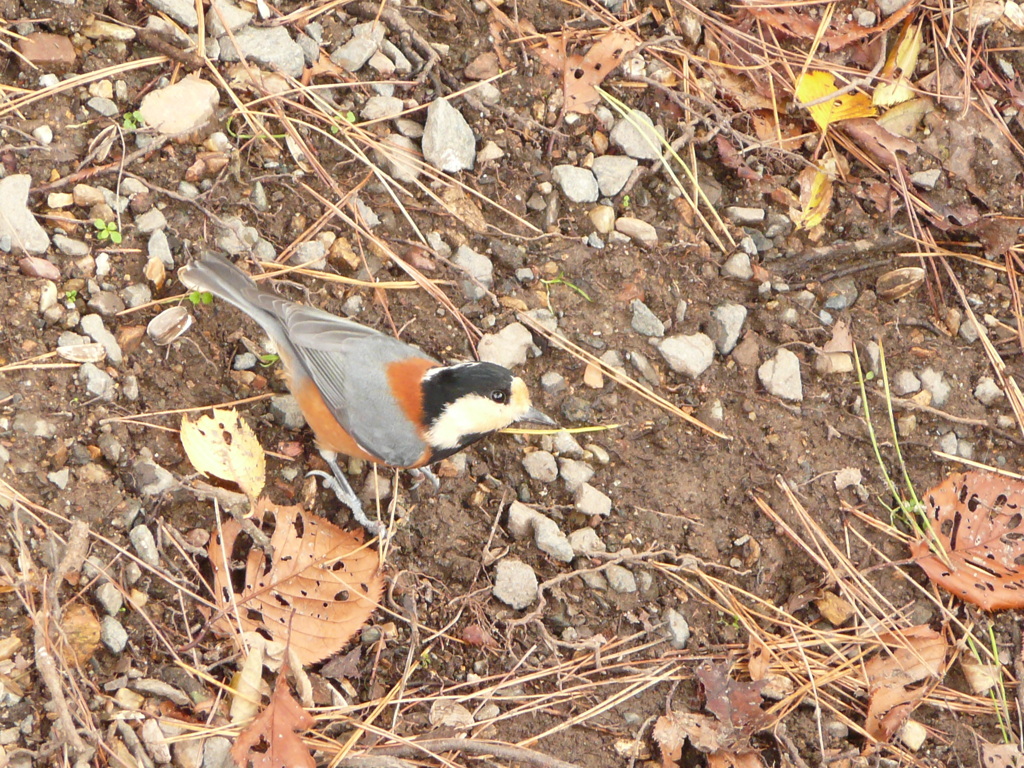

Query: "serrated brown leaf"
<box><xmin>910</xmin><ymin>471</ymin><xmax>1024</xmax><ymax>610</ymax></box>
<box><xmin>232</xmin><ymin>668</ymin><xmax>315</xmax><ymax>768</ymax></box>
<box><xmin>207</xmin><ymin>499</ymin><xmax>383</xmax><ymax>667</ymax></box>
<box><xmin>537</xmin><ymin>30</ymin><xmax>639</xmax><ymax>115</ymax></box>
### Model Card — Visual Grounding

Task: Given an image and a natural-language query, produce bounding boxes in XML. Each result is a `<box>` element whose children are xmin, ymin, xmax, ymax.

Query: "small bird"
<box><xmin>180</xmin><ymin>254</ymin><xmax>554</xmax><ymax>535</ymax></box>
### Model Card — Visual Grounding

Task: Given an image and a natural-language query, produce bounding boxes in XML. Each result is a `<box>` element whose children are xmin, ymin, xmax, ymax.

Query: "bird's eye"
<box><xmin>490</xmin><ymin>389</ymin><xmax>507</xmax><ymax>403</ymax></box>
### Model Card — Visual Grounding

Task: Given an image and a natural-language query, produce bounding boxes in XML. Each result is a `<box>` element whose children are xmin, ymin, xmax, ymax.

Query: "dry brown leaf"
<box><xmin>747</xmin><ymin>634</ymin><xmax>770</xmax><ymax>681</ymax></box>
<box><xmin>789</xmin><ymin>164</ymin><xmax>834</xmax><ymax>230</ymax></box>
<box><xmin>910</xmin><ymin>471</ymin><xmax>1024</xmax><ymax>610</ymax></box>
<box><xmin>181</xmin><ymin>408</ymin><xmax>265</xmax><ymax>503</ymax></box>
<box><xmin>814</xmin><ymin>591</ymin><xmax>856</xmax><ymax>625</ymax></box>
<box><xmin>653</xmin><ymin>711</ymin><xmax>765</xmax><ymax>767</ymax></box>
<box><xmin>822</xmin><ymin>318</ymin><xmax>854</xmax><ymax>354</ymax></box>
<box><xmin>863</xmin><ymin>625</ymin><xmax>947</xmax><ymax>741</ymax></box>
<box><xmin>538</xmin><ymin>30</ymin><xmax>639</xmax><ymax>114</ymax></box>
<box><xmin>698</xmin><ymin>662</ymin><xmax>767</xmax><ymax>733</ymax></box>
<box><xmin>843</xmin><ymin>118</ymin><xmax>916</xmax><ymax>166</ymax></box>
<box><xmin>61</xmin><ymin>603</ymin><xmax>101</xmax><ymax>665</ymax></box>
<box><xmin>981</xmin><ymin>741</ymin><xmax>1024</xmax><ymax>768</ymax></box>
<box><xmin>232</xmin><ymin>666</ymin><xmax>315</xmax><ymax>768</ymax></box>
<box><xmin>207</xmin><ymin>498</ymin><xmax>383</xmax><ymax>667</ymax></box>
<box><xmin>873</xmin><ymin>23</ymin><xmax>922</xmax><ymax>107</ymax></box>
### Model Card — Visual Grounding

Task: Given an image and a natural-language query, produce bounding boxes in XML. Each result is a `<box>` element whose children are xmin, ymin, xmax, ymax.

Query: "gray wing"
<box><xmin>275</xmin><ymin>302</ymin><xmax>438</xmax><ymax>466</ymax></box>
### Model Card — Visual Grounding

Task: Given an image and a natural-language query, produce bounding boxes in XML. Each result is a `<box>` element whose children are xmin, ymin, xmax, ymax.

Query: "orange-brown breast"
<box><xmin>386</xmin><ymin>357</ymin><xmax>440</xmax><ymax>467</ymax></box>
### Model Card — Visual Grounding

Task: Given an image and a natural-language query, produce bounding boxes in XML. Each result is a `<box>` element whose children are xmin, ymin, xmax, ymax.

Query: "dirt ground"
<box><xmin>1</xmin><ymin>0</ymin><xmax>1023</xmax><ymax>767</ymax></box>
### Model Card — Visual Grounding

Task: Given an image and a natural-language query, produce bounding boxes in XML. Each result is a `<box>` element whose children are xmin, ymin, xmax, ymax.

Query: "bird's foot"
<box><xmin>306</xmin><ymin>470</ymin><xmax>384</xmax><ymax>539</ymax></box>
<box><xmin>408</xmin><ymin>466</ymin><xmax>440</xmax><ymax>493</ymax></box>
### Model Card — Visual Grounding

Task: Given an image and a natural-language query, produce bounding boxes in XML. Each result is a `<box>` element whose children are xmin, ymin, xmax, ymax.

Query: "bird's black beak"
<box><xmin>516</xmin><ymin>407</ymin><xmax>556</xmax><ymax>427</ymax></box>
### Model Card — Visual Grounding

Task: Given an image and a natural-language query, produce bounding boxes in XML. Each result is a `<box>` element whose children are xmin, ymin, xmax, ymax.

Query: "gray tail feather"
<box><xmin>179</xmin><ymin>255</ymin><xmax>286</xmax><ymax>341</ymax></box>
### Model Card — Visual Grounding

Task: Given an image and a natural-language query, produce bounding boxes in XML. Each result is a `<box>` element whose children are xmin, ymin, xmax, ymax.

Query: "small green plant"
<box><xmin>540</xmin><ymin>274</ymin><xmax>592</xmax><ymax>302</ymax></box>
<box><xmin>188</xmin><ymin>290</ymin><xmax>214</xmax><ymax>306</ymax></box>
<box><xmin>258</xmin><ymin>353</ymin><xmax>280</xmax><ymax>367</ymax></box>
<box><xmin>93</xmin><ymin>219</ymin><xmax>122</xmax><ymax>245</ymax></box>
<box><xmin>621</xmin><ymin>194</ymin><xmax>631</xmax><ymax>209</ymax></box>
<box><xmin>122</xmin><ymin>110</ymin><xmax>143</xmax><ymax>131</ymax></box>
<box><xmin>64</xmin><ymin>289</ymin><xmax>78</xmax><ymax>303</ymax></box>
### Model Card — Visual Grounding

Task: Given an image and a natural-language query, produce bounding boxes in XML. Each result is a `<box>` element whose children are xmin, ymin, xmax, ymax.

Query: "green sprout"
<box><xmin>540</xmin><ymin>274</ymin><xmax>592</xmax><ymax>302</ymax></box>
<box><xmin>188</xmin><ymin>290</ymin><xmax>214</xmax><ymax>306</ymax></box>
<box><xmin>122</xmin><ymin>110</ymin><xmax>143</xmax><ymax>131</ymax></box>
<box><xmin>621</xmin><ymin>194</ymin><xmax>631</xmax><ymax>209</ymax></box>
<box><xmin>64</xmin><ymin>289</ymin><xmax>78</xmax><ymax>304</ymax></box>
<box><xmin>258</xmin><ymin>353</ymin><xmax>280</xmax><ymax>367</ymax></box>
<box><xmin>93</xmin><ymin>219</ymin><xmax>122</xmax><ymax>245</ymax></box>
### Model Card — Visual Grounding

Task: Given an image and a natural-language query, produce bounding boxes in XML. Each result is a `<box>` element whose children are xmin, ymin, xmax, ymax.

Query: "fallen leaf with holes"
<box><xmin>653</xmin><ymin>711</ymin><xmax>765</xmax><ymax>768</ymax></box>
<box><xmin>537</xmin><ymin>30</ymin><xmax>638</xmax><ymax>114</ymax></box>
<box><xmin>206</xmin><ymin>498</ymin><xmax>383</xmax><ymax>667</ymax></box>
<box><xmin>795</xmin><ymin>71</ymin><xmax>876</xmax><ymax>131</ymax></box>
<box><xmin>181</xmin><ymin>408</ymin><xmax>265</xmax><ymax>503</ymax></box>
<box><xmin>981</xmin><ymin>741</ymin><xmax>1024</xmax><ymax>768</ymax></box>
<box><xmin>842</xmin><ymin>118</ymin><xmax>916</xmax><ymax>166</ymax></box>
<box><xmin>232</xmin><ymin>666</ymin><xmax>315</xmax><ymax>768</ymax></box>
<box><xmin>873</xmin><ymin>23</ymin><xmax>922</xmax><ymax>107</ymax></box>
<box><xmin>910</xmin><ymin>471</ymin><xmax>1024</xmax><ymax>610</ymax></box>
<box><xmin>863</xmin><ymin>625</ymin><xmax>947</xmax><ymax>741</ymax></box>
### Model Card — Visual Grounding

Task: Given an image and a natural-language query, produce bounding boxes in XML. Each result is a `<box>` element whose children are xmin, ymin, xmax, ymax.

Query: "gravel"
<box><xmin>422</xmin><ymin>98</ymin><xmax>476</xmax><ymax>173</ymax></box>
<box><xmin>80</xmin><ymin>314</ymin><xmax>123</xmax><ymax>364</ymax></box>
<box><xmin>492</xmin><ymin>558</ymin><xmax>538</xmax><ymax>609</ymax></box>
<box><xmin>758</xmin><ymin>348</ymin><xmax>803</xmax><ymax>402</ymax></box>
<box><xmin>522</xmin><ymin>450</ymin><xmax>558</xmax><ymax>483</ymax></box>
<box><xmin>591</xmin><ymin>155</ymin><xmax>637</xmax><ymax>196</ymax></box>
<box><xmin>919</xmin><ymin>368</ymin><xmax>950</xmax><ymax>408</ymax></box>
<box><xmin>568</xmin><ymin>527</ymin><xmax>606</xmax><ymax>556</ymax></box>
<box><xmin>665</xmin><ymin>608</ymin><xmax>690</xmax><ymax>649</ymax></box>
<box><xmin>893</xmin><ymin>370</ymin><xmax>921</xmax><ymax>395</ymax></box>
<box><xmin>100</xmin><ymin>616</ymin><xmax>129</xmax><ymax>653</ymax></box>
<box><xmin>477</xmin><ymin>322</ymin><xmax>532</xmax><ymax>369</ymax></box>
<box><xmin>452</xmin><ymin>244</ymin><xmax>493</xmax><ymax>300</ymax></box>
<box><xmin>630</xmin><ymin>299</ymin><xmax>664</xmax><ymax>337</ymax></box>
<box><xmin>552</xmin><ymin>165</ymin><xmax>599</xmax><ymax>203</ymax></box>
<box><xmin>79</xmin><ymin>363</ymin><xmax>115</xmax><ymax>400</ymax></box>
<box><xmin>974</xmin><ymin>376</ymin><xmax>1002</xmax><ymax>406</ymax></box>
<box><xmin>575</xmin><ymin>482</ymin><xmax>612</xmax><ymax>517</ymax></box>
<box><xmin>724</xmin><ymin>206</ymin><xmax>765</xmax><ymax>225</ymax></box>
<box><xmin>271</xmin><ymin>395</ymin><xmax>306</xmax><ymax>430</ymax></box>
<box><xmin>605</xmin><ymin>564</ymin><xmax>637</xmax><ymax>593</ymax></box>
<box><xmin>657</xmin><ymin>334</ymin><xmax>715</xmax><ymax>378</ymax></box>
<box><xmin>609</xmin><ymin>109</ymin><xmax>663</xmax><ymax>159</ymax></box>
<box><xmin>96</xmin><ymin>582</ymin><xmax>124</xmax><ymax>615</ymax></box>
<box><xmin>219</xmin><ymin>26</ymin><xmax>305</xmax><ymax>77</ymax></box>
<box><xmin>0</xmin><ymin>175</ymin><xmax>50</xmax><ymax>254</ymax></box>
<box><xmin>129</xmin><ymin>524</ymin><xmax>160</xmax><ymax>567</ymax></box>
<box><xmin>721</xmin><ymin>251</ymin><xmax>753</xmax><ymax>280</ymax></box>
<box><xmin>709</xmin><ymin>303</ymin><xmax>748</xmax><ymax>355</ymax></box>
<box><xmin>559</xmin><ymin>458</ymin><xmax>595</xmax><ymax>492</ymax></box>
<box><xmin>615</xmin><ymin>216</ymin><xmax>657</xmax><ymax>246</ymax></box>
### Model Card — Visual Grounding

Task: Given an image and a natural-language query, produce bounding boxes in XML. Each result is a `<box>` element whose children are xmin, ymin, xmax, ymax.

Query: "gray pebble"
<box><xmin>80</xmin><ymin>314</ymin><xmax>123</xmax><ymax>364</ymax></box>
<box><xmin>605</xmin><ymin>564</ymin><xmax>637</xmax><ymax>593</ymax></box>
<box><xmin>47</xmin><ymin>467</ymin><xmax>70</xmax><ymax>490</ymax></box>
<box><xmin>133</xmin><ymin>460</ymin><xmax>176</xmax><ymax>495</ymax></box>
<box><xmin>628</xmin><ymin>350</ymin><xmax>661</xmax><ymax>387</ymax></box>
<box><xmin>149</xmin><ymin>0</ymin><xmax>198</xmax><ymax>26</ymax></box>
<box><xmin>665</xmin><ymin>607</ymin><xmax>690</xmax><ymax>649</ymax></box>
<box><xmin>331</xmin><ymin>36</ymin><xmax>379</xmax><ymax>72</ymax></box>
<box><xmin>614</xmin><ymin>216</ymin><xmax>658</xmax><ymax>247</ymax></box>
<box><xmin>551</xmin><ymin>165</ymin><xmax>599</xmax><ymax>203</ymax></box>
<box><xmin>96</xmin><ymin>582</ymin><xmax>124</xmax><ymax>615</ymax></box>
<box><xmin>960</xmin><ymin>318</ymin><xmax>980</xmax><ymax>343</ymax></box>
<box><xmin>937</xmin><ymin>431</ymin><xmax>958</xmax><ymax>455</ymax></box>
<box><xmin>530</xmin><ymin>514</ymin><xmax>575</xmax><ymax>562</ymax></box>
<box><xmin>121</xmin><ymin>284</ymin><xmax>152</xmax><ymax>308</ymax></box>
<box><xmin>140</xmin><ymin>718</ymin><xmax>171</xmax><ymax>764</ymax></box>
<box><xmin>453</xmin><ymin>245</ymin><xmax>493</xmax><ymax>300</ymax></box>
<box><xmin>910</xmin><ymin>169</ymin><xmax>942</xmax><ymax>191</ymax></box>
<box><xmin>219</xmin><ymin>26</ymin><xmax>305</xmax><ymax>78</ymax></box>
<box><xmin>135</xmin><ymin>208</ymin><xmax>167</xmax><ymax>234</ymax></box>
<box><xmin>920</xmin><ymin>368</ymin><xmax>949</xmax><ymax>408</ymax></box>
<box><xmin>271</xmin><ymin>395</ymin><xmax>306</xmax><ymax>430</ymax></box>
<box><xmin>709</xmin><ymin>303</ymin><xmax>747</xmax><ymax>355</ymax></box>
<box><xmin>721</xmin><ymin>251</ymin><xmax>753</xmax><ymax>280</ymax></box>
<box><xmin>122</xmin><ymin>374</ymin><xmax>140</xmax><ymax>401</ymax></box>
<box><xmin>568</xmin><ymin>527</ymin><xmax>606</xmax><ymax>556</ymax></box>
<box><xmin>88</xmin><ymin>97</ymin><xmax>119</xmax><ymax>117</ymax></box>
<box><xmin>541</xmin><ymin>371</ymin><xmax>566</xmax><ymax>395</ymax></box>
<box><xmin>522</xmin><ymin>451</ymin><xmax>558</xmax><ymax>483</ymax></box>
<box><xmin>206</xmin><ymin>0</ymin><xmax>252</xmax><ymax>36</ymax></box>
<box><xmin>13</xmin><ymin>412</ymin><xmax>58</xmax><ymax>438</ymax></box>
<box><xmin>98</xmin><ymin>433</ymin><xmax>123</xmax><ymax>464</ymax></box>
<box><xmin>492</xmin><ymin>558</ymin><xmax>538</xmax><ymax>609</ymax></box>
<box><xmin>609</xmin><ymin>109</ymin><xmax>663</xmax><ymax>160</ymax></box>
<box><xmin>293</xmin><ymin>240</ymin><xmax>326</xmax><ymax>270</ymax></box>
<box><xmin>100</xmin><ymin>616</ymin><xmax>129</xmax><ymax>653</ymax></box>
<box><xmin>758</xmin><ymin>348</ymin><xmax>803</xmax><ymax>402</ymax></box>
<box><xmin>87</xmin><ymin>291</ymin><xmax>125</xmax><ymax>316</ymax></box>
<box><xmin>233</xmin><ymin>352</ymin><xmax>258</xmax><ymax>370</ymax></box>
<box><xmin>893</xmin><ymin>370</ymin><xmax>921</xmax><ymax>396</ymax></box>
<box><xmin>129</xmin><ymin>524</ymin><xmax>160</xmax><ymax>567</ymax></box>
<box><xmin>79</xmin><ymin>363</ymin><xmax>116</xmax><ymax>400</ymax></box>
<box><xmin>657</xmin><ymin>334</ymin><xmax>715</xmax><ymax>378</ymax></box>
<box><xmin>559</xmin><ymin>458</ymin><xmax>594</xmax><ymax>492</ymax></box>
<box><xmin>575</xmin><ymin>482</ymin><xmax>612</xmax><ymax>517</ymax></box>
<box><xmin>823</xmin><ymin>277</ymin><xmax>859</xmax><ymax>311</ymax></box>
<box><xmin>477</xmin><ymin>322</ymin><xmax>532</xmax><ymax>368</ymax></box>
<box><xmin>422</xmin><ymin>99</ymin><xmax>476</xmax><ymax>173</ymax></box>
<box><xmin>630</xmin><ymin>299</ymin><xmax>664</xmax><ymax>337</ymax></box>
<box><xmin>53</xmin><ymin>234</ymin><xmax>90</xmax><ymax>257</ymax></box>
<box><xmin>724</xmin><ymin>206</ymin><xmax>765</xmax><ymax>225</ymax></box>
<box><xmin>591</xmin><ymin>155</ymin><xmax>637</xmax><ymax>197</ymax></box>
<box><xmin>974</xmin><ymin>376</ymin><xmax>1002</xmax><ymax>406</ymax></box>
<box><xmin>553</xmin><ymin>429</ymin><xmax>584</xmax><ymax>458</ymax></box>
<box><xmin>515</xmin><ymin>268</ymin><xmax>535</xmax><ymax>283</ymax></box>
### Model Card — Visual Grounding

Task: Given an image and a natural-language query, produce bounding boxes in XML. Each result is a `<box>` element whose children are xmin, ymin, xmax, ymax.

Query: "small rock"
<box><xmin>82</xmin><ymin>20</ymin><xmax>136</xmax><ymax>41</ymax></box>
<box><xmin>589</xmin><ymin>205</ymin><xmax>615</xmax><ymax>234</ymax></box>
<box><xmin>665</xmin><ymin>608</ymin><xmax>690</xmax><ymax>649</ymax></box>
<box><xmin>96</xmin><ymin>582</ymin><xmax>124</xmax><ymax>615</ymax></box>
<box><xmin>13</xmin><ymin>413</ymin><xmax>58</xmax><ymax>438</ymax></box>
<box><xmin>974</xmin><ymin>376</ymin><xmax>1002</xmax><ymax>406</ymax></box>
<box><xmin>98</xmin><ymin>433</ymin><xmax>123</xmax><ymax>464</ymax></box>
<box><xmin>206</xmin><ymin>0</ymin><xmax>253</xmax><ymax>36</ymax></box>
<box><xmin>605</xmin><ymin>564</ymin><xmax>637</xmax><ymax>593</ymax></box>
<box><xmin>853</xmin><ymin>8</ymin><xmax>877</xmax><ymax>25</ymax></box>
<box><xmin>758</xmin><ymin>348</ymin><xmax>803</xmax><ymax>402</ymax></box>
<box><xmin>919</xmin><ymin>368</ymin><xmax>950</xmax><ymax>408</ymax></box>
<box><xmin>575</xmin><ymin>482</ymin><xmax>612</xmax><ymax>517</ymax></box>
<box><xmin>522</xmin><ymin>451</ymin><xmax>558</xmax><ymax>483</ymax></box>
<box><xmin>960</xmin><ymin>318</ymin><xmax>980</xmax><ymax>343</ymax></box>
<box><xmin>15</xmin><ymin>33</ymin><xmax>77</xmax><ymax>71</ymax></box>
<box><xmin>823</xmin><ymin>277</ymin><xmax>859</xmax><ymax>311</ymax></box>
<box><xmin>422</xmin><ymin>99</ymin><xmax>476</xmax><ymax>173</ymax></box>
<box><xmin>138</xmin><ymin>75</ymin><xmax>219</xmax><ymax>137</ymax></box>
<box><xmin>148</xmin><ymin>0</ymin><xmax>199</xmax><ymax>26</ymax></box>
<box><xmin>219</xmin><ymin>26</ymin><xmax>305</xmax><ymax>77</ymax></box>
<box><xmin>630</xmin><ymin>299</ymin><xmax>664</xmax><ymax>337</ymax></box>
<box><xmin>32</xmin><ymin>125</ymin><xmax>53</xmax><ymax>145</ymax></box>
<box><xmin>628</xmin><ymin>350</ymin><xmax>661</xmax><ymax>387</ymax></box>
<box><xmin>591</xmin><ymin>155</ymin><xmax>637</xmax><ymax>197</ymax></box>
<box><xmin>361</xmin><ymin>95</ymin><xmax>404</xmax><ymax>121</ymax></box>
<box><xmin>615</xmin><ymin>217</ymin><xmax>657</xmax><ymax>247</ymax></box>
<box><xmin>134</xmin><ymin>460</ymin><xmax>176</xmax><ymax>495</ymax></box>
<box><xmin>121</xmin><ymin>284</ymin><xmax>152</xmax><ymax>309</ymax></box>
<box><xmin>892</xmin><ymin>370</ymin><xmax>921</xmax><ymax>396</ymax></box>
<box><xmin>293</xmin><ymin>240</ymin><xmax>326</xmax><ymax>270</ymax></box>
<box><xmin>937</xmin><ymin>431</ymin><xmax>958</xmax><ymax>455</ymax></box>
<box><xmin>0</xmin><ymin>175</ymin><xmax>50</xmax><ymax>254</ymax></box>
<box><xmin>657</xmin><ymin>334</ymin><xmax>715</xmax><ymax>378</ymax></box>
<box><xmin>378</xmin><ymin>133</ymin><xmax>421</xmax><ymax>183</ymax></box>
<box><xmin>80</xmin><ymin>314</ymin><xmax>123</xmax><ymax>365</ymax></box>
<box><xmin>722</xmin><ymin>251</ymin><xmax>753</xmax><ymax>280</ymax></box>
<box><xmin>101</xmin><ymin>616</ymin><xmax>129</xmax><ymax>653</ymax></box>
<box><xmin>568</xmin><ymin>527</ymin><xmax>606</xmax><ymax>556</ymax></box>
<box><xmin>135</xmin><ymin>208</ymin><xmax>167</xmax><ymax>234</ymax></box>
<box><xmin>541</xmin><ymin>371</ymin><xmax>567</xmax><ymax>395</ymax></box>
<box><xmin>88</xmin><ymin>291</ymin><xmax>125</xmax><ymax>316</ymax></box>
<box><xmin>331</xmin><ymin>34</ymin><xmax>380</xmax><ymax>72</ymax></box>
<box><xmin>452</xmin><ymin>245</ymin><xmax>493</xmax><ymax>300</ymax></box>
<box><xmin>609</xmin><ymin>109</ymin><xmax>663</xmax><ymax>160</ymax></box>
<box><xmin>724</xmin><ymin>206</ymin><xmax>765</xmax><ymax>225</ymax></box>
<box><xmin>464</xmin><ymin>51</ymin><xmax>499</xmax><ymax>79</ymax></box>
<box><xmin>551</xmin><ymin>165</ymin><xmax>599</xmax><ymax>203</ymax></box>
<box><xmin>910</xmin><ymin>169</ymin><xmax>942</xmax><ymax>191</ymax></box>
<box><xmin>492</xmin><ymin>559</ymin><xmax>538</xmax><ymax>609</ymax></box>
<box><xmin>530</xmin><ymin>514</ymin><xmax>575</xmax><ymax>563</ymax></box>
<box><xmin>47</xmin><ymin>467</ymin><xmax>70</xmax><ymax>490</ymax></box>
<box><xmin>271</xmin><ymin>395</ymin><xmax>306</xmax><ymax>430</ymax></box>
<box><xmin>87</xmin><ymin>97</ymin><xmax>118</xmax><ymax>117</ymax></box>
<box><xmin>233</xmin><ymin>352</ymin><xmax>258</xmax><ymax>370</ymax></box>
<box><xmin>79</xmin><ymin>363</ymin><xmax>116</xmax><ymax>400</ymax></box>
<box><xmin>559</xmin><ymin>458</ymin><xmax>595</xmax><ymax>492</ymax></box>
<box><xmin>476</xmin><ymin>140</ymin><xmax>504</xmax><ymax>163</ymax></box>
<box><xmin>141</xmin><ymin>718</ymin><xmax>172</xmax><ymax>764</ymax></box>
<box><xmin>709</xmin><ymin>303</ymin><xmax>747</xmax><ymax>355</ymax></box>
<box><xmin>130</xmin><ymin>524</ymin><xmax>160</xmax><ymax>567</ymax></box>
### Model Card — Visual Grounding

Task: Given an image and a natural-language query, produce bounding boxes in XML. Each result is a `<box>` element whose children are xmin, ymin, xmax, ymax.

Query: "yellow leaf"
<box><xmin>795</xmin><ymin>71</ymin><xmax>876</xmax><ymax>131</ymax></box>
<box><xmin>180</xmin><ymin>408</ymin><xmax>266</xmax><ymax>502</ymax></box>
<box><xmin>874</xmin><ymin>24</ymin><xmax>922</xmax><ymax>107</ymax></box>
<box><xmin>789</xmin><ymin>165</ymin><xmax>834</xmax><ymax>230</ymax></box>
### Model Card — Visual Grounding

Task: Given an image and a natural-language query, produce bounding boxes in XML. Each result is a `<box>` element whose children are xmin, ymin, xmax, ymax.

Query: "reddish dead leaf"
<box><xmin>843</xmin><ymin>118</ymin><xmax>916</xmax><ymax>167</ymax></box>
<box><xmin>715</xmin><ymin>136</ymin><xmax>761</xmax><ymax>181</ymax></box>
<box><xmin>653</xmin><ymin>711</ymin><xmax>766</xmax><ymax>767</ymax></box>
<box><xmin>863</xmin><ymin>625</ymin><xmax>947</xmax><ymax>741</ymax></box>
<box><xmin>708</xmin><ymin>752</ymin><xmax>765</xmax><ymax>768</ymax></box>
<box><xmin>206</xmin><ymin>498</ymin><xmax>383</xmax><ymax>666</ymax></box>
<box><xmin>697</xmin><ymin>662</ymin><xmax>767</xmax><ymax>733</ymax></box>
<box><xmin>747</xmin><ymin>634</ymin><xmax>770</xmax><ymax>681</ymax></box>
<box><xmin>537</xmin><ymin>30</ymin><xmax>639</xmax><ymax>114</ymax></box>
<box><xmin>232</xmin><ymin>668</ymin><xmax>315</xmax><ymax>768</ymax></box>
<box><xmin>910</xmin><ymin>471</ymin><xmax>1024</xmax><ymax>610</ymax></box>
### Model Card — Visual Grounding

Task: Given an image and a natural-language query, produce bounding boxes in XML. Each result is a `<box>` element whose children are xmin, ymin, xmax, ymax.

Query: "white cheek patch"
<box><xmin>426</xmin><ymin>381</ymin><xmax>536</xmax><ymax>450</ymax></box>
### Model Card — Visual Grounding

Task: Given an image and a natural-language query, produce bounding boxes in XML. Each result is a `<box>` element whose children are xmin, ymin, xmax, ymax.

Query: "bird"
<box><xmin>179</xmin><ymin>254</ymin><xmax>555</xmax><ymax>536</ymax></box>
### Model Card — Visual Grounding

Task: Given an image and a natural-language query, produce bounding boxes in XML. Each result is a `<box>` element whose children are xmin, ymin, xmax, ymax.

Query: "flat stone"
<box><xmin>522</xmin><ymin>450</ymin><xmax>558</xmax><ymax>483</ymax></box>
<box><xmin>81</xmin><ymin>20</ymin><xmax>136</xmax><ymax>41</ymax></box>
<box><xmin>377</xmin><ymin>133</ymin><xmax>421</xmax><ymax>183</ymax></box>
<box><xmin>630</xmin><ymin>299</ymin><xmax>664</xmax><ymax>337</ymax></box>
<box><xmin>893</xmin><ymin>370</ymin><xmax>921</xmax><ymax>395</ymax></box>
<box><xmin>575</xmin><ymin>482</ymin><xmax>612</xmax><ymax>517</ymax></box>
<box><xmin>101</xmin><ymin>617</ymin><xmax>129</xmax><ymax>653</ymax></box>
<box><xmin>139</xmin><ymin>75</ymin><xmax>219</xmax><ymax>137</ymax></box>
<box><xmin>591</xmin><ymin>155</ymin><xmax>637</xmax><ymax>196</ymax></box>
<box><xmin>271</xmin><ymin>395</ymin><xmax>306</xmax><ymax>430</ymax></box>
<box><xmin>220</xmin><ymin>26</ymin><xmax>305</xmax><ymax>77</ymax></box>
<box><xmin>920</xmin><ymin>367</ymin><xmax>950</xmax><ymax>408</ymax></box>
<box><xmin>665</xmin><ymin>608</ymin><xmax>690</xmax><ymax>649</ymax></box>
<box><xmin>724</xmin><ymin>206</ymin><xmax>766</xmax><ymax>225</ymax></box>
<box><xmin>87</xmin><ymin>97</ymin><xmax>118</xmax><ymax>117</ymax></box>
<box><xmin>129</xmin><ymin>524</ymin><xmax>160</xmax><ymax>567</ymax></box>
<box><xmin>0</xmin><ymin>175</ymin><xmax>50</xmax><ymax>254</ymax></box>
<box><xmin>148</xmin><ymin>0</ymin><xmax>199</xmax><ymax>26</ymax></box>
<box><xmin>605</xmin><ymin>564</ymin><xmax>637</xmax><ymax>593</ymax></box>
<box><xmin>722</xmin><ymin>251</ymin><xmax>753</xmax><ymax>280</ymax></box>
<box><xmin>53</xmin><ymin>234</ymin><xmax>89</xmax><ymax>258</ymax></box>
<box><xmin>79</xmin><ymin>363</ymin><xmax>115</xmax><ymax>400</ymax></box>
<box><xmin>568</xmin><ymin>527</ymin><xmax>606</xmax><ymax>556</ymax></box>
<box><xmin>758</xmin><ymin>348</ymin><xmax>803</xmax><ymax>402</ymax></box>
<box><xmin>422</xmin><ymin>99</ymin><xmax>475</xmax><ymax>173</ymax></box>
<box><xmin>13</xmin><ymin>412</ymin><xmax>58</xmax><ymax>438</ymax></box>
<box><xmin>709</xmin><ymin>303</ymin><xmax>747</xmax><ymax>355</ymax></box>
<box><xmin>559</xmin><ymin>458</ymin><xmax>595</xmax><ymax>492</ymax></box>
<box><xmin>47</xmin><ymin>467</ymin><xmax>70</xmax><ymax>490</ymax></box>
<box><xmin>134</xmin><ymin>461</ymin><xmax>176</xmax><ymax>495</ymax></box>
<box><xmin>331</xmin><ymin>36</ymin><xmax>379</xmax><ymax>72</ymax></box>
<box><xmin>453</xmin><ymin>245</ymin><xmax>493</xmax><ymax>300</ymax></box>
<box><xmin>478</xmin><ymin>322</ymin><xmax>533</xmax><ymax>369</ymax></box>
<box><xmin>492</xmin><ymin>559</ymin><xmax>538</xmax><ymax>609</ymax></box>
<box><xmin>96</xmin><ymin>582</ymin><xmax>124</xmax><ymax>615</ymax></box>
<box><xmin>974</xmin><ymin>376</ymin><xmax>1002</xmax><ymax>406</ymax></box>
<box><xmin>361</xmin><ymin>95</ymin><xmax>404</xmax><ymax>121</ymax></box>
<box><xmin>15</xmin><ymin>33</ymin><xmax>76</xmax><ymax>71</ymax></box>
<box><xmin>206</xmin><ymin>0</ymin><xmax>253</xmax><ymax>36</ymax></box>
<box><xmin>551</xmin><ymin>165</ymin><xmax>599</xmax><ymax>203</ymax></box>
<box><xmin>615</xmin><ymin>217</ymin><xmax>657</xmax><ymax>247</ymax></box>
<box><xmin>657</xmin><ymin>334</ymin><xmax>715</xmax><ymax>378</ymax></box>
<box><xmin>80</xmin><ymin>314</ymin><xmax>123</xmax><ymax>365</ymax></box>
<box><xmin>610</xmin><ymin>109</ymin><xmax>663</xmax><ymax>160</ymax></box>
<box><xmin>910</xmin><ymin>169</ymin><xmax>942</xmax><ymax>190</ymax></box>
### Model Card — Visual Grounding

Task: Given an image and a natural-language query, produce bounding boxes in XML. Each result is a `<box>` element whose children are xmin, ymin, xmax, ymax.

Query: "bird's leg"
<box><xmin>307</xmin><ymin>451</ymin><xmax>383</xmax><ymax>538</ymax></box>
<box><xmin>408</xmin><ymin>466</ymin><xmax>440</xmax><ymax>493</ymax></box>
